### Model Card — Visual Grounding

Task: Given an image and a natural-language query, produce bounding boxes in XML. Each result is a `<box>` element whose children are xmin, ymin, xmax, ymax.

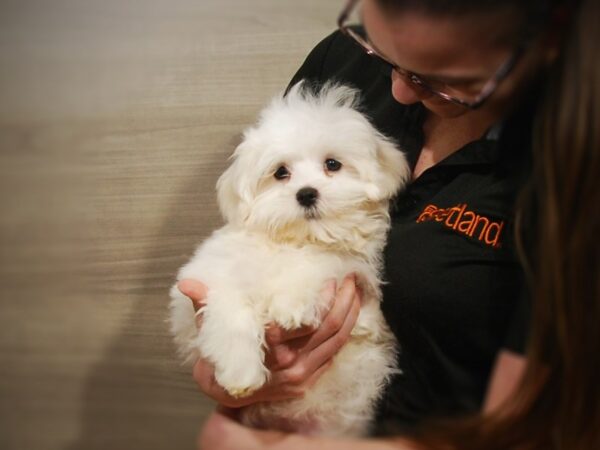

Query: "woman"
<box><xmin>183</xmin><ymin>0</ymin><xmax>600</xmax><ymax>447</ymax></box>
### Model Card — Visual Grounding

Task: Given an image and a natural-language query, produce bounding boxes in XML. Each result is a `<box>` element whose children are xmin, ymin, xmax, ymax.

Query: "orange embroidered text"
<box><xmin>416</xmin><ymin>203</ymin><xmax>504</xmax><ymax>248</ymax></box>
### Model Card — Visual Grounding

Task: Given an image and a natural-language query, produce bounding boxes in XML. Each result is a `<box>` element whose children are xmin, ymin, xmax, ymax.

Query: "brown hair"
<box><xmin>411</xmin><ymin>0</ymin><xmax>600</xmax><ymax>447</ymax></box>
<box><xmin>520</xmin><ymin>0</ymin><xmax>600</xmax><ymax>444</ymax></box>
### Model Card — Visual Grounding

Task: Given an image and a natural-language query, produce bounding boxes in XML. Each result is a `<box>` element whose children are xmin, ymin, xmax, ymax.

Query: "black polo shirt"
<box><xmin>287</xmin><ymin>30</ymin><xmax>533</xmax><ymax>434</ymax></box>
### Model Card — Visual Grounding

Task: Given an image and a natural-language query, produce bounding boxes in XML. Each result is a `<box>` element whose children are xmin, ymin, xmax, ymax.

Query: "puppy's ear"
<box><xmin>365</xmin><ymin>135</ymin><xmax>411</xmax><ymax>201</ymax></box>
<box><xmin>216</xmin><ymin>141</ymin><xmax>254</xmax><ymax>225</ymax></box>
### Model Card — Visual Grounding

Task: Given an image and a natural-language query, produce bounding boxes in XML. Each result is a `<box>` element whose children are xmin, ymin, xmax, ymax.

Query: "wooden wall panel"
<box><xmin>0</xmin><ymin>1</ymin><xmax>340</xmax><ymax>449</ymax></box>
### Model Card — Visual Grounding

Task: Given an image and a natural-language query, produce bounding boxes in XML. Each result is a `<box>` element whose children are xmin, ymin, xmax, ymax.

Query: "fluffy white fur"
<box><xmin>169</xmin><ymin>81</ymin><xmax>411</xmax><ymax>436</ymax></box>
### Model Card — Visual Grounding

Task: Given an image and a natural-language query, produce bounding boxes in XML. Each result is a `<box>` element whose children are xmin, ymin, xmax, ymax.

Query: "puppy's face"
<box><xmin>217</xmin><ymin>83</ymin><xmax>410</xmax><ymax>244</ymax></box>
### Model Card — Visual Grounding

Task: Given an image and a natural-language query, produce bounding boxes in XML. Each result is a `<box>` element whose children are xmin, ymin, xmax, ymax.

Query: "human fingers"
<box><xmin>268</xmin><ymin>358</ymin><xmax>334</xmax><ymax>398</ymax></box>
<box><xmin>264</xmin><ymin>342</ymin><xmax>299</xmax><ymax>371</ymax></box>
<box><xmin>193</xmin><ymin>278</ymin><xmax>358</xmax><ymax>407</ymax></box>
<box><xmin>268</xmin><ymin>290</ymin><xmax>360</xmax><ymax>391</ymax></box>
<box><xmin>194</xmin><ymin>356</ymin><xmax>320</xmax><ymax>407</ymax></box>
<box><xmin>263</xmin><ymin>280</ymin><xmax>337</xmax><ymax>370</ymax></box>
<box><xmin>301</xmin><ymin>291</ymin><xmax>360</xmax><ymax>373</ymax></box>
<box><xmin>177</xmin><ymin>279</ymin><xmax>208</xmax><ymax>312</ymax></box>
<box><xmin>303</xmin><ymin>274</ymin><xmax>358</xmax><ymax>353</ymax></box>
<box><xmin>264</xmin><ymin>279</ymin><xmax>336</xmax><ymax>346</ymax></box>
<box><xmin>263</xmin><ymin>324</ymin><xmax>319</xmax><ymax>371</ymax></box>
<box><xmin>265</xmin><ymin>324</ymin><xmax>316</xmax><ymax>346</ymax></box>
<box><xmin>177</xmin><ymin>278</ymin><xmax>208</xmax><ymax>311</ymax></box>
<box><xmin>192</xmin><ymin>357</ymin><xmax>304</xmax><ymax>407</ymax></box>
<box><xmin>178</xmin><ymin>279</ymin><xmax>208</xmax><ymax>328</ymax></box>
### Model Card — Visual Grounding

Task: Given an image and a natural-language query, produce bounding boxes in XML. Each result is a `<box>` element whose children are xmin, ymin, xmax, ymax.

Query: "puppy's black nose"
<box><xmin>296</xmin><ymin>187</ymin><xmax>319</xmax><ymax>208</ymax></box>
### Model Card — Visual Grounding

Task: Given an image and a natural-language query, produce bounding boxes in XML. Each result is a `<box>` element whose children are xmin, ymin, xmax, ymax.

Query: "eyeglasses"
<box><xmin>337</xmin><ymin>0</ymin><xmax>529</xmax><ymax>109</ymax></box>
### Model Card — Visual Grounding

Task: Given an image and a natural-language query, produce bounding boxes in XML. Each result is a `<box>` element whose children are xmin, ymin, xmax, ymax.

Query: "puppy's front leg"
<box><xmin>198</xmin><ymin>289</ymin><xmax>269</xmax><ymax>398</ymax></box>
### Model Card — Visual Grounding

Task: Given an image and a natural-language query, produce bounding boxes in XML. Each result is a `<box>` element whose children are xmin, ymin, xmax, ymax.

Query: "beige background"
<box><xmin>0</xmin><ymin>1</ymin><xmax>340</xmax><ymax>449</ymax></box>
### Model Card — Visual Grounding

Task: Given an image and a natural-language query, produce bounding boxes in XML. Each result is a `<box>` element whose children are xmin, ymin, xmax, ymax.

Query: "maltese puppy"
<box><xmin>169</xmin><ymin>81</ymin><xmax>410</xmax><ymax>436</ymax></box>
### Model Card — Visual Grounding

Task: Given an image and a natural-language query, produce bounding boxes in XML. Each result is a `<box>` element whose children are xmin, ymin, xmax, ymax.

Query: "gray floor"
<box><xmin>0</xmin><ymin>1</ymin><xmax>340</xmax><ymax>449</ymax></box>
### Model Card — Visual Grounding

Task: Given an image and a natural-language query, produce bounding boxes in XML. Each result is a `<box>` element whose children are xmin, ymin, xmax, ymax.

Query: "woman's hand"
<box><xmin>177</xmin><ymin>274</ymin><xmax>361</xmax><ymax>408</ymax></box>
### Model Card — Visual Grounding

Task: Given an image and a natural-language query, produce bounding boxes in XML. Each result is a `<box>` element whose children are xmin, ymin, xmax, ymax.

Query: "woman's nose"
<box><xmin>390</xmin><ymin>70</ymin><xmax>429</xmax><ymax>105</ymax></box>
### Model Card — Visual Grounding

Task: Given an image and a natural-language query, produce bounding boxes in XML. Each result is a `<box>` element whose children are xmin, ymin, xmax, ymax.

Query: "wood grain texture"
<box><xmin>0</xmin><ymin>1</ymin><xmax>339</xmax><ymax>449</ymax></box>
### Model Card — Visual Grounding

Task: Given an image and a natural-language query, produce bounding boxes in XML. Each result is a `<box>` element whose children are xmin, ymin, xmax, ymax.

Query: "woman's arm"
<box><xmin>483</xmin><ymin>349</ymin><xmax>527</xmax><ymax>413</ymax></box>
<box><xmin>198</xmin><ymin>411</ymin><xmax>422</xmax><ymax>450</ymax></box>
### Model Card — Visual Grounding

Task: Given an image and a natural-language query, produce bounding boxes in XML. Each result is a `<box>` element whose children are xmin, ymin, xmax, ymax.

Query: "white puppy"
<box><xmin>169</xmin><ymin>81</ymin><xmax>410</xmax><ymax>436</ymax></box>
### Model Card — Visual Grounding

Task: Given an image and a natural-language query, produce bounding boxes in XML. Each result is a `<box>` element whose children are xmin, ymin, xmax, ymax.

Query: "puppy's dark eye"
<box><xmin>325</xmin><ymin>158</ymin><xmax>342</xmax><ymax>172</ymax></box>
<box><xmin>274</xmin><ymin>165</ymin><xmax>290</xmax><ymax>180</ymax></box>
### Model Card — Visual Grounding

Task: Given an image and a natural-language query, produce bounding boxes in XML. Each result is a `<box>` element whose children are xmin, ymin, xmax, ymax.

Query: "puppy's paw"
<box><xmin>224</xmin><ymin>386</ymin><xmax>258</xmax><ymax>399</ymax></box>
<box><xmin>214</xmin><ymin>359</ymin><xmax>269</xmax><ymax>398</ymax></box>
<box><xmin>267</xmin><ymin>294</ymin><xmax>320</xmax><ymax>330</ymax></box>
